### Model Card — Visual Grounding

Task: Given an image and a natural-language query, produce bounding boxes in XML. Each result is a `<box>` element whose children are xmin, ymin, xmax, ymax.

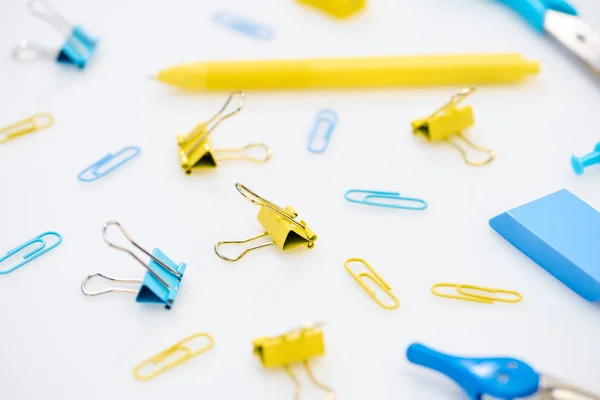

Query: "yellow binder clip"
<box><xmin>297</xmin><ymin>0</ymin><xmax>365</xmax><ymax>19</ymax></box>
<box><xmin>344</xmin><ymin>258</ymin><xmax>400</xmax><ymax>310</ymax></box>
<box><xmin>0</xmin><ymin>112</ymin><xmax>54</xmax><ymax>144</ymax></box>
<box><xmin>132</xmin><ymin>332</ymin><xmax>214</xmax><ymax>381</ymax></box>
<box><xmin>431</xmin><ymin>283</ymin><xmax>523</xmax><ymax>304</ymax></box>
<box><xmin>214</xmin><ymin>183</ymin><xmax>317</xmax><ymax>261</ymax></box>
<box><xmin>253</xmin><ymin>324</ymin><xmax>335</xmax><ymax>400</ymax></box>
<box><xmin>177</xmin><ymin>91</ymin><xmax>272</xmax><ymax>174</ymax></box>
<box><xmin>411</xmin><ymin>87</ymin><xmax>495</xmax><ymax>166</ymax></box>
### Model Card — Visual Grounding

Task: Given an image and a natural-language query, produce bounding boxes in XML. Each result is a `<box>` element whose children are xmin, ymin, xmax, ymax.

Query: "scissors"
<box><xmin>490</xmin><ymin>0</ymin><xmax>600</xmax><ymax>75</ymax></box>
<box><xmin>407</xmin><ymin>343</ymin><xmax>600</xmax><ymax>399</ymax></box>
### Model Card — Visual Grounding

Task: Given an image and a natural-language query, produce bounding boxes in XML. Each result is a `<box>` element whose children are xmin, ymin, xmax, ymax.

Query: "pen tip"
<box><xmin>147</xmin><ymin>74</ymin><xmax>157</xmax><ymax>80</ymax></box>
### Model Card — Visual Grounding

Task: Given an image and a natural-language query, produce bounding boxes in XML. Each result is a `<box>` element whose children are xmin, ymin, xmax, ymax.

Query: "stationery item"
<box><xmin>490</xmin><ymin>189</ymin><xmax>600</xmax><ymax>301</ymax></box>
<box><xmin>412</xmin><ymin>87</ymin><xmax>495</xmax><ymax>166</ymax></box>
<box><xmin>177</xmin><ymin>91</ymin><xmax>271</xmax><ymax>174</ymax></box>
<box><xmin>344</xmin><ymin>189</ymin><xmax>428</xmax><ymax>210</ymax></box>
<box><xmin>133</xmin><ymin>333</ymin><xmax>214</xmax><ymax>381</ymax></box>
<box><xmin>13</xmin><ymin>0</ymin><xmax>98</xmax><ymax>69</ymax></box>
<box><xmin>307</xmin><ymin>109</ymin><xmax>337</xmax><ymax>153</ymax></box>
<box><xmin>253</xmin><ymin>323</ymin><xmax>335</xmax><ymax>400</ymax></box>
<box><xmin>571</xmin><ymin>142</ymin><xmax>600</xmax><ymax>175</ymax></box>
<box><xmin>344</xmin><ymin>258</ymin><xmax>400</xmax><ymax>310</ymax></box>
<box><xmin>81</xmin><ymin>221</ymin><xmax>186</xmax><ymax>309</ymax></box>
<box><xmin>77</xmin><ymin>146</ymin><xmax>140</xmax><ymax>182</ymax></box>
<box><xmin>0</xmin><ymin>113</ymin><xmax>54</xmax><ymax>144</ymax></box>
<box><xmin>431</xmin><ymin>283</ymin><xmax>523</xmax><ymax>304</ymax></box>
<box><xmin>297</xmin><ymin>0</ymin><xmax>365</xmax><ymax>19</ymax></box>
<box><xmin>211</xmin><ymin>10</ymin><xmax>274</xmax><ymax>40</ymax></box>
<box><xmin>406</xmin><ymin>343</ymin><xmax>600</xmax><ymax>400</ymax></box>
<box><xmin>486</xmin><ymin>0</ymin><xmax>600</xmax><ymax>76</ymax></box>
<box><xmin>215</xmin><ymin>183</ymin><xmax>317</xmax><ymax>261</ymax></box>
<box><xmin>154</xmin><ymin>54</ymin><xmax>540</xmax><ymax>91</ymax></box>
<box><xmin>0</xmin><ymin>232</ymin><xmax>62</xmax><ymax>275</ymax></box>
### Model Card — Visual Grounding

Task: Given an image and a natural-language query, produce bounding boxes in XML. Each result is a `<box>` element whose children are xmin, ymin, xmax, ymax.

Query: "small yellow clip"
<box><xmin>296</xmin><ymin>0</ymin><xmax>366</xmax><ymax>19</ymax></box>
<box><xmin>177</xmin><ymin>91</ymin><xmax>272</xmax><ymax>174</ymax></box>
<box><xmin>431</xmin><ymin>283</ymin><xmax>523</xmax><ymax>304</ymax></box>
<box><xmin>411</xmin><ymin>87</ymin><xmax>495</xmax><ymax>166</ymax></box>
<box><xmin>0</xmin><ymin>112</ymin><xmax>54</xmax><ymax>144</ymax></box>
<box><xmin>215</xmin><ymin>183</ymin><xmax>317</xmax><ymax>261</ymax></box>
<box><xmin>344</xmin><ymin>258</ymin><xmax>400</xmax><ymax>310</ymax></box>
<box><xmin>132</xmin><ymin>333</ymin><xmax>214</xmax><ymax>381</ymax></box>
<box><xmin>253</xmin><ymin>324</ymin><xmax>335</xmax><ymax>400</ymax></box>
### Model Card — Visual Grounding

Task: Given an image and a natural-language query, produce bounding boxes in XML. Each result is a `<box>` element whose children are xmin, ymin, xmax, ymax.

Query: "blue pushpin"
<box><xmin>13</xmin><ymin>0</ymin><xmax>98</xmax><ymax>69</ymax></box>
<box><xmin>571</xmin><ymin>142</ymin><xmax>600</xmax><ymax>175</ymax></box>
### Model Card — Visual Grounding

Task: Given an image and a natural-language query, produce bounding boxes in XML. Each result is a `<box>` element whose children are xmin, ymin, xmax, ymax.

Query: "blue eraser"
<box><xmin>490</xmin><ymin>189</ymin><xmax>600</xmax><ymax>302</ymax></box>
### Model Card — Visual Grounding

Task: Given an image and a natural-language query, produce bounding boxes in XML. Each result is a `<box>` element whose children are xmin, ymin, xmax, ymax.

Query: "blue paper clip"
<box><xmin>0</xmin><ymin>232</ymin><xmax>63</xmax><ymax>275</ymax></box>
<box><xmin>345</xmin><ymin>189</ymin><xmax>428</xmax><ymax>210</ymax></box>
<box><xmin>13</xmin><ymin>1</ymin><xmax>98</xmax><ymax>69</ymax></box>
<box><xmin>211</xmin><ymin>11</ymin><xmax>274</xmax><ymax>40</ymax></box>
<box><xmin>307</xmin><ymin>109</ymin><xmax>338</xmax><ymax>153</ymax></box>
<box><xmin>78</xmin><ymin>146</ymin><xmax>141</xmax><ymax>182</ymax></box>
<box><xmin>80</xmin><ymin>221</ymin><xmax>186</xmax><ymax>310</ymax></box>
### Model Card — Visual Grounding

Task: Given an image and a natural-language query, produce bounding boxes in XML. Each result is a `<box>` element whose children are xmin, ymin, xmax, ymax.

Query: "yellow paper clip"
<box><xmin>253</xmin><ymin>324</ymin><xmax>335</xmax><ymax>400</ymax></box>
<box><xmin>0</xmin><ymin>113</ymin><xmax>54</xmax><ymax>144</ymax></box>
<box><xmin>344</xmin><ymin>258</ymin><xmax>400</xmax><ymax>310</ymax></box>
<box><xmin>132</xmin><ymin>333</ymin><xmax>214</xmax><ymax>381</ymax></box>
<box><xmin>431</xmin><ymin>283</ymin><xmax>523</xmax><ymax>304</ymax></box>
<box><xmin>214</xmin><ymin>183</ymin><xmax>317</xmax><ymax>261</ymax></box>
<box><xmin>411</xmin><ymin>87</ymin><xmax>495</xmax><ymax>166</ymax></box>
<box><xmin>297</xmin><ymin>0</ymin><xmax>365</xmax><ymax>19</ymax></box>
<box><xmin>177</xmin><ymin>91</ymin><xmax>272</xmax><ymax>174</ymax></box>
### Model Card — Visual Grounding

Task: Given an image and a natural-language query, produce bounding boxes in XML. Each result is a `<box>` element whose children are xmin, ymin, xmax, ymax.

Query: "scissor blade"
<box><xmin>544</xmin><ymin>10</ymin><xmax>600</xmax><ymax>75</ymax></box>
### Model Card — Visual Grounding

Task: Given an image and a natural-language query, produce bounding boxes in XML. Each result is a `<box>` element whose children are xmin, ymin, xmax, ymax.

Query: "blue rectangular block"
<box><xmin>489</xmin><ymin>189</ymin><xmax>600</xmax><ymax>302</ymax></box>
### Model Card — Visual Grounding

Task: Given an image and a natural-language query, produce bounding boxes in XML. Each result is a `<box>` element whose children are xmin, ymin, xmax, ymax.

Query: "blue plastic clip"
<box><xmin>0</xmin><ymin>232</ymin><xmax>63</xmax><ymax>275</ymax></box>
<box><xmin>14</xmin><ymin>1</ymin><xmax>98</xmax><ymax>69</ymax></box>
<box><xmin>80</xmin><ymin>221</ymin><xmax>186</xmax><ymax>310</ymax></box>
<box><xmin>307</xmin><ymin>109</ymin><xmax>338</xmax><ymax>153</ymax></box>
<box><xmin>78</xmin><ymin>146</ymin><xmax>140</xmax><ymax>182</ymax></box>
<box><xmin>344</xmin><ymin>189</ymin><xmax>428</xmax><ymax>210</ymax></box>
<box><xmin>571</xmin><ymin>142</ymin><xmax>600</xmax><ymax>175</ymax></box>
<box><xmin>211</xmin><ymin>10</ymin><xmax>274</xmax><ymax>40</ymax></box>
<box><xmin>406</xmin><ymin>343</ymin><xmax>540</xmax><ymax>400</ymax></box>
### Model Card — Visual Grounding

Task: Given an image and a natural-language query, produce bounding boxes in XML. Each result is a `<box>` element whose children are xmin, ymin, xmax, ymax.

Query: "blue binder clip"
<box><xmin>81</xmin><ymin>221</ymin><xmax>186</xmax><ymax>310</ymax></box>
<box><xmin>13</xmin><ymin>0</ymin><xmax>98</xmax><ymax>69</ymax></box>
<box><xmin>406</xmin><ymin>343</ymin><xmax>600</xmax><ymax>400</ymax></box>
<box><xmin>0</xmin><ymin>232</ymin><xmax>63</xmax><ymax>275</ymax></box>
<box><xmin>490</xmin><ymin>189</ymin><xmax>600</xmax><ymax>302</ymax></box>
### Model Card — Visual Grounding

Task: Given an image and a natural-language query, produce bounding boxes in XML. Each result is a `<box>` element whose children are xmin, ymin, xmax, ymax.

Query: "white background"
<box><xmin>2</xmin><ymin>0</ymin><xmax>600</xmax><ymax>399</ymax></box>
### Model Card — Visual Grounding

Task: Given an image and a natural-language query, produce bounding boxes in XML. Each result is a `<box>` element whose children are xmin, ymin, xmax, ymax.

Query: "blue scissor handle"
<box><xmin>496</xmin><ymin>0</ymin><xmax>578</xmax><ymax>32</ymax></box>
<box><xmin>406</xmin><ymin>343</ymin><xmax>540</xmax><ymax>399</ymax></box>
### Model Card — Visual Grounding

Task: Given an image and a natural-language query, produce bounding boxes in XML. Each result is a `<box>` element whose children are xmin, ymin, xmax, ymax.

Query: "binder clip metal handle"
<box><xmin>103</xmin><ymin>221</ymin><xmax>182</xmax><ymax>289</ymax></box>
<box><xmin>214</xmin><ymin>232</ymin><xmax>274</xmax><ymax>262</ymax></box>
<box><xmin>81</xmin><ymin>273</ymin><xmax>142</xmax><ymax>296</ymax></box>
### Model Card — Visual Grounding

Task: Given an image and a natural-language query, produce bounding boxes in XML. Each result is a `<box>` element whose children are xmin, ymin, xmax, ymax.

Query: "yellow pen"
<box><xmin>155</xmin><ymin>54</ymin><xmax>540</xmax><ymax>91</ymax></box>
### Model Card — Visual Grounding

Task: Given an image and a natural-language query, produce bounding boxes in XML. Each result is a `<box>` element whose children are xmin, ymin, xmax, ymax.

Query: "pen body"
<box><xmin>157</xmin><ymin>54</ymin><xmax>540</xmax><ymax>91</ymax></box>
